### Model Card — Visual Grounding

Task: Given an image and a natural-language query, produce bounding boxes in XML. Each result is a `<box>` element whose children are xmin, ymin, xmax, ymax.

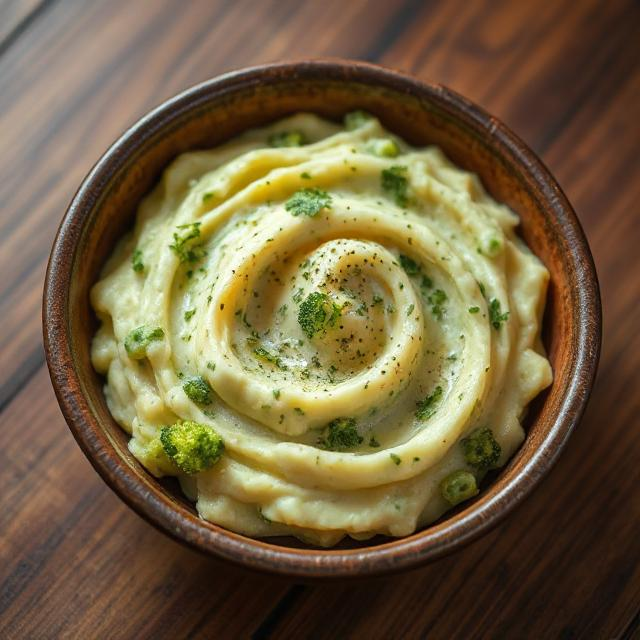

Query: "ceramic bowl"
<box><xmin>43</xmin><ymin>60</ymin><xmax>601</xmax><ymax>578</ymax></box>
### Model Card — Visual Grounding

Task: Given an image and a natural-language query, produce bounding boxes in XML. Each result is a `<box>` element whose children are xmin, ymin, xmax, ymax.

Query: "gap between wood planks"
<box><xmin>0</xmin><ymin>0</ymin><xmax>58</xmax><ymax>58</ymax></box>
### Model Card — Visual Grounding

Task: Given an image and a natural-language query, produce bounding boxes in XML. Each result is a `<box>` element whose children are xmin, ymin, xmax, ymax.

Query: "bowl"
<box><xmin>43</xmin><ymin>59</ymin><xmax>601</xmax><ymax>578</ymax></box>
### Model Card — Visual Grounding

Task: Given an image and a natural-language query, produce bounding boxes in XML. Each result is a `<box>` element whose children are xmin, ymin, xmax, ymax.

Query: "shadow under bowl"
<box><xmin>43</xmin><ymin>59</ymin><xmax>601</xmax><ymax>579</ymax></box>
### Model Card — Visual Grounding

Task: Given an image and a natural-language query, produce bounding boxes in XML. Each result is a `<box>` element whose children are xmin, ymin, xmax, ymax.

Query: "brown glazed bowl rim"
<box><xmin>43</xmin><ymin>59</ymin><xmax>601</xmax><ymax>579</ymax></box>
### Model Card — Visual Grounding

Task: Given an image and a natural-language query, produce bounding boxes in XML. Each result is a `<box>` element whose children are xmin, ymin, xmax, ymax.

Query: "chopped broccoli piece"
<box><xmin>319</xmin><ymin>417</ymin><xmax>362</xmax><ymax>450</ymax></box>
<box><xmin>268</xmin><ymin>130</ymin><xmax>307</xmax><ymax>147</ymax></box>
<box><xmin>160</xmin><ymin>420</ymin><xmax>224</xmax><ymax>474</ymax></box>
<box><xmin>368</xmin><ymin>138</ymin><xmax>399</xmax><ymax>158</ymax></box>
<box><xmin>428</xmin><ymin>289</ymin><xmax>447</xmax><ymax>320</ymax></box>
<box><xmin>381</xmin><ymin>165</ymin><xmax>409</xmax><ymax>207</ymax></box>
<box><xmin>488</xmin><ymin>298</ymin><xmax>509</xmax><ymax>329</ymax></box>
<box><xmin>298</xmin><ymin>291</ymin><xmax>342</xmax><ymax>338</ymax></box>
<box><xmin>344</xmin><ymin>110</ymin><xmax>373</xmax><ymax>130</ymax></box>
<box><xmin>183</xmin><ymin>375</ymin><xmax>213</xmax><ymax>405</ymax></box>
<box><xmin>440</xmin><ymin>470</ymin><xmax>479</xmax><ymax>505</ymax></box>
<box><xmin>132</xmin><ymin>248</ymin><xmax>144</xmax><ymax>273</ymax></box>
<box><xmin>399</xmin><ymin>254</ymin><xmax>421</xmax><ymax>275</ymax></box>
<box><xmin>415</xmin><ymin>385</ymin><xmax>443</xmax><ymax>420</ymax></box>
<box><xmin>124</xmin><ymin>325</ymin><xmax>164</xmax><ymax>359</ymax></box>
<box><xmin>285</xmin><ymin>188</ymin><xmax>332</xmax><ymax>218</ymax></box>
<box><xmin>461</xmin><ymin>427</ymin><xmax>501</xmax><ymax>470</ymax></box>
<box><xmin>169</xmin><ymin>222</ymin><xmax>206</xmax><ymax>264</ymax></box>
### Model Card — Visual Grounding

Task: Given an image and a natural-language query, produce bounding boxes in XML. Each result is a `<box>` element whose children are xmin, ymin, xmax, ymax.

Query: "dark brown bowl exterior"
<box><xmin>43</xmin><ymin>60</ymin><xmax>601</xmax><ymax>578</ymax></box>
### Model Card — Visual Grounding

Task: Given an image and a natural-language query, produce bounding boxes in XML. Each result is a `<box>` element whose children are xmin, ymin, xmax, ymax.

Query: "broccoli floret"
<box><xmin>298</xmin><ymin>291</ymin><xmax>342</xmax><ymax>338</ymax></box>
<box><xmin>285</xmin><ymin>188</ymin><xmax>332</xmax><ymax>218</ymax></box>
<box><xmin>160</xmin><ymin>420</ymin><xmax>224</xmax><ymax>474</ymax></box>
<box><xmin>169</xmin><ymin>222</ymin><xmax>206</xmax><ymax>264</ymax></box>
<box><xmin>344</xmin><ymin>110</ymin><xmax>373</xmax><ymax>130</ymax></box>
<box><xmin>368</xmin><ymin>138</ymin><xmax>399</xmax><ymax>158</ymax></box>
<box><xmin>440</xmin><ymin>470</ymin><xmax>479</xmax><ymax>506</ymax></box>
<box><xmin>124</xmin><ymin>325</ymin><xmax>164</xmax><ymax>359</ymax></box>
<box><xmin>268</xmin><ymin>130</ymin><xmax>307</xmax><ymax>147</ymax></box>
<box><xmin>461</xmin><ymin>427</ymin><xmax>501</xmax><ymax>470</ymax></box>
<box><xmin>415</xmin><ymin>385</ymin><xmax>443</xmax><ymax>420</ymax></box>
<box><xmin>319</xmin><ymin>417</ymin><xmax>362</xmax><ymax>450</ymax></box>
<box><xmin>488</xmin><ymin>298</ymin><xmax>509</xmax><ymax>329</ymax></box>
<box><xmin>381</xmin><ymin>165</ymin><xmax>409</xmax><ymax>207</ymax></box>
<box><xmin>183</xmin><ymin>375</ymin><xmax>213</xmax><ymax>405</ymax></box>
<box><xmin>132</xmin><ymin>248</ymin><xmax>144</xmax><ymax>273</ymax></box>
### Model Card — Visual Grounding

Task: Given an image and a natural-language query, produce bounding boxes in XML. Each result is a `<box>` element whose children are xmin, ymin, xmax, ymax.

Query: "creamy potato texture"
<box><xmin>91</xmin><ymin>113</ymin><xmax>552</xmax><ymax>546</ymax></box>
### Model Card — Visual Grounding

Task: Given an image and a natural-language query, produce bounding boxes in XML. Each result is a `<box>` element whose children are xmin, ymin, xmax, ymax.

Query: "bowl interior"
<box><xmin>46</xmin><ymin>61</ymin><xmax>599</xmax><ymax>577</ymax></box>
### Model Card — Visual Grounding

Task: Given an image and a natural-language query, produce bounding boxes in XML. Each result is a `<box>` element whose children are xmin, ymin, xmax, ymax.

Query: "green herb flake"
<box><xmin>272</xmin><ymin>389</ymin><xmax>281</xmax><ymax>399</ymax></box>
<box><xmin>468</xmin><ymin>306</ymin><xmax>480</xmax><ymax>314</ymax></box>
<box><xmin>132</xmin><ymin>248</ymin><xmax>144</xmax><ymax>273</ymax></box>
<box><xmin>202</xmin><ymin>192</ymin><xmax>215</xmax><ymax>203</ymax></box>
<box><xmin>124</xmin><ymin>326</ymin><xmax>164</xmax><ymax>360</ymax></box>
<box><xmin>420</xmin><ymin>275</ymin><xmax>433</xmax><ymax>291</ymax></box>
<box><xmin>381</xmin><ymin>165</ymin><xmax>409</xmax><ymax>207</ymax></box>
<box><xmin>285</xmin><ymin>188</ymin><xmax>332</xmax><ymax>218</ymax></box>
<box><xmin>390</xmin><ymin>453</ymin><xmax>402</xmax><ymax>465</ymax></box>
<box><xmin>300</xmin><ymin>171</ymin><xmax>312</xmax><ymax>180</ymax></box>
<box><xmin>253</xmin><ymin>346</ymin><xmax>286</xmax><ymax>369</ymax></box>
<box><xmin>415</xmin><ymin>385</ymin><xmax>443</xmax><ymax>420</ymax></box>
<box><xmin>184</xmin><ymin>309</ymin><xmax>196</xmax><ymax>321</ymax></box>
<box><xmin>319</xmin><ymin>417</ymin><xmax>362</xmax><ymax>450</ymax></box>
<box><xmin>399</xmin><ymin>254</ymin><xmax>421</xmax><ymax>275</ymax></box>
<box><xmin>428</xmin><ymin>289</ymin><xmax>448</xmax><ymax>320</ymax></box>
<box><xmin>369</xmin><ymin>436</ymin><xmax>380</xmax><ymax>448</ymax></box>
<box><xmin>406</xmin><ymin>304</ymin><xmax>415</xmax><ymax>316</ymax></box>
<box><xmin>268</xmin><ymin>130</ymin><xmax>306</xmax><ymax>147</ymax></box>
<box><xmin>488</xmin><ymin>298</ymin><xmax>509</xmax><ymax>329</ymax></box>
<box><xmin>169</xmin><ymin>222</ymin><xmax>206</xmax><ymax>264</ymax></box>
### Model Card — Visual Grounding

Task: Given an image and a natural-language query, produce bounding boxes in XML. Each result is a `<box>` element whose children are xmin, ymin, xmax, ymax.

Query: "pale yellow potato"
<box><xmin>91</xmin><ymin>113</ymin><xmax>552</xmax><ymax>546</ymax></box>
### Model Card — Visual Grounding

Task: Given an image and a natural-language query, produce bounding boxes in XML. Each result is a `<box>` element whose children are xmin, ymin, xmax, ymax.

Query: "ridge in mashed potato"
<box><xmin>90</xmin><ymin>112</ymin><xmax>552</xmax><ymax>547</ymax></box>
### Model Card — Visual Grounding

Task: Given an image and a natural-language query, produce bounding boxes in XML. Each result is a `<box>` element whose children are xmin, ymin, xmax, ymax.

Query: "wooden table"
<box><xmin>1</xmin><ymin>0</ymin><xmax>638</xmax><ymax>637</ymax></box>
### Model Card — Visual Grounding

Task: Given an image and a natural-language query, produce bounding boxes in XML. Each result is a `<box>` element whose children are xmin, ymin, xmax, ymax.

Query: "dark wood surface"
<box><xmin>0</xmin><ymin>0</ymin><xmax>638</xmax><ymax>637</ymax></box>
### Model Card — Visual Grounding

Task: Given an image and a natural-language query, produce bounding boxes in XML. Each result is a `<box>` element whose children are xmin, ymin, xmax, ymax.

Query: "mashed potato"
<box><xmin>91</xmin><ymin>112</ymin><xmax>552</xmax><ymax>546</ymax></box>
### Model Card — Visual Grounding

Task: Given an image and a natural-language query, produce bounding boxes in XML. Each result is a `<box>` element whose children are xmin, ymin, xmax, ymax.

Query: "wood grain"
<box><xmin>0</xmin><ymin>0</ymin><xmax>638</xmax><ymax>637</ymax></box>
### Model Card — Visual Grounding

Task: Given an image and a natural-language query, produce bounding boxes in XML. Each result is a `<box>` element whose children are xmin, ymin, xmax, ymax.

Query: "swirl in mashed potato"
<box><xmin>91</xmin><ymin>112</ymin><xmax>552</xmax><ymax>546</ymax></box>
